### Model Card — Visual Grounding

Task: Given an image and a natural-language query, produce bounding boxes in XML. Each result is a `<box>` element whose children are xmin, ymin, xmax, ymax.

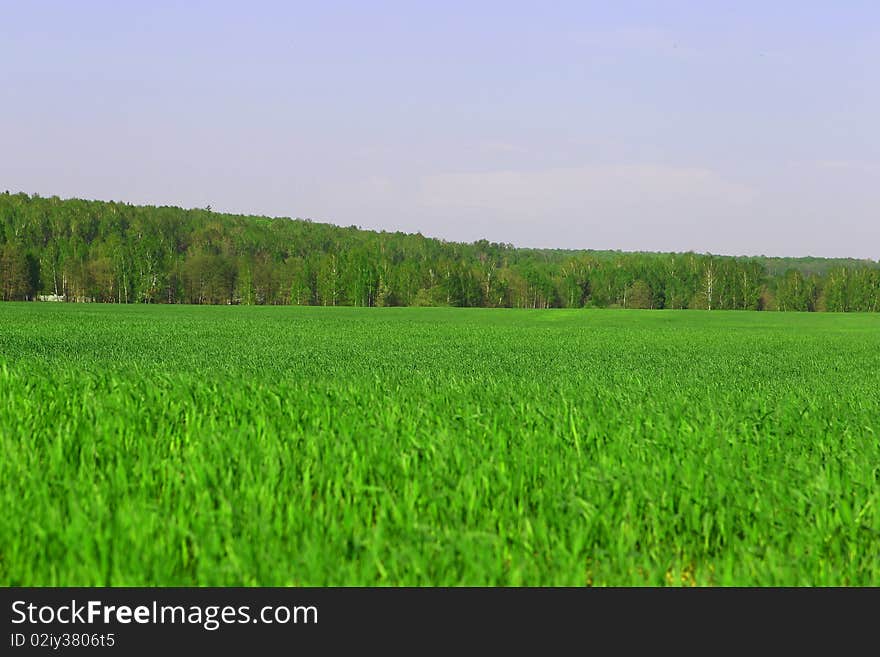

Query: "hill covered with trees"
<box><xmin>0</xmin><ymin>192</ymin><xmax>877</xmax><ymax>311</ymax></box>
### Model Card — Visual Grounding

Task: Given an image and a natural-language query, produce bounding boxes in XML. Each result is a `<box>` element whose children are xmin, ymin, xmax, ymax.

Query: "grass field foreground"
<box><xmin>1</xmin><ymin>304</ymin><xmax>879</xmax><ymax>585</ymax></box>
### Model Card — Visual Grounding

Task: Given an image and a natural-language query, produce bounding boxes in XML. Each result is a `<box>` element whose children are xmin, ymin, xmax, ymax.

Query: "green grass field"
<box><xmin>1</xmin><ymin>303</ymin><xmax>878</xmax><ymax>585</ymax></box>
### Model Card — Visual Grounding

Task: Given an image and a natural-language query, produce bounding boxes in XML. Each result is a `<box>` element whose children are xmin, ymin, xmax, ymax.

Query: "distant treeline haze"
<box><xmin>1</xmin><ymin>193</ymin><xmax>878</xmax><ymax>311</ymax></box>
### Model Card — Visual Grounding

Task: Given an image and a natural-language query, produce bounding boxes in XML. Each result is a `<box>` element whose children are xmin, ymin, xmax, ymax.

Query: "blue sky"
<box><xmin>1</xmin><ymin>1</ymin><xmax>877</xmax><ymax>258</ymax></box>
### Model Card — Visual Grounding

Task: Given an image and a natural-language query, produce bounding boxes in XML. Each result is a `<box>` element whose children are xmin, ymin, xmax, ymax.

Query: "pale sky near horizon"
<box><xmin>1</xmin><ymin>1</ymin><xmax>878</xmax><ymax>259</ymax></box>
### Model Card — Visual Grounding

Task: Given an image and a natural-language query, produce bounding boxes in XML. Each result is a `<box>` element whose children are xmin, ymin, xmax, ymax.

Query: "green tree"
<box><xmin>0</xmin><ymin>243</ymin><xmax>33</xmax><ymax>300</ymax></box>
<box><xmin>626</xmin><ymin>280</ymin><xmax>654</xmax><ymax>309</ymax></box>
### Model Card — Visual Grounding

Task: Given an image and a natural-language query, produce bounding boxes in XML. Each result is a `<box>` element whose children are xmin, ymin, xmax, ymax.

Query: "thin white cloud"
<box><xmin>418</xmin><ymin>165</ymin><xmax>756</xmax><ymax>212</ymax></box>
<box><xmin>814</xmin><ymin>160</ymin><xmax>879</xmax><ymax>174</ymax></box>
<box><xmin>571</xmin><ymin>26</ymin><xmax>697</xmax><ymax>56</ymax></box>
<box><xmin>474</xmin><ymin>141</ymin><xmax>529</xmax><ymax>156</ymax></box>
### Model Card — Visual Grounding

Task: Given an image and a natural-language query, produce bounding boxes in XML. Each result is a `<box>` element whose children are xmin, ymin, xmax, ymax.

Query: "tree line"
<box><xmin>1</xmin><ymin>192</ymin><xmax>878</xmax><ymax>311</ymax></box>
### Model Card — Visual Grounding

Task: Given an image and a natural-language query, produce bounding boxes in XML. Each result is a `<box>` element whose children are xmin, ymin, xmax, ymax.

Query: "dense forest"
<box><xmin>0</xmin><ymin>192</ymin><xmax>878</xmax><ymax>311</ymax></box>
